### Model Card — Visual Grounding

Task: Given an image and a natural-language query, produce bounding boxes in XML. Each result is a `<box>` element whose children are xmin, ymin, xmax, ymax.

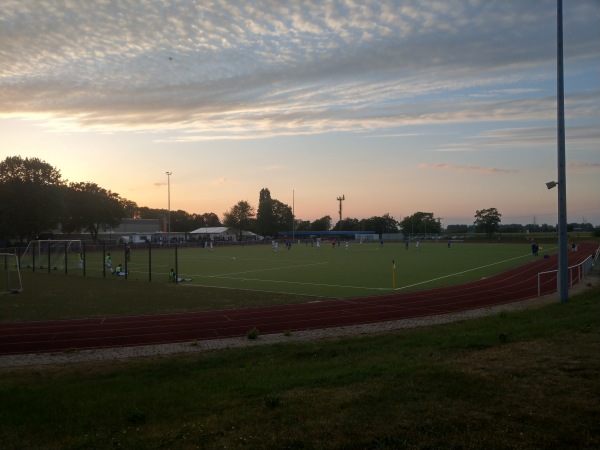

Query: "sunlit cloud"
<box><xmin>567</xmin><ymin>161</ymin><xmax>600</xmax><ymax>170</ymax></box>
<box><xmin>0</xmin><ymin>0</ymin><xmax>598</xmax><ymax>225</ymax></box>
<box><xmin>419</xmin><ymin>163</ymin><xmax>518</xmax><ymax>175</ymax></box>
<box><xmin>1</xmin><ymin>1</ymin><xmax>598</xmax><ymax>140</ymax></box>
<box><xmin>213</xmin><ymin>177</ymin><xmax>235</xmax><ymax>186</ymax></box>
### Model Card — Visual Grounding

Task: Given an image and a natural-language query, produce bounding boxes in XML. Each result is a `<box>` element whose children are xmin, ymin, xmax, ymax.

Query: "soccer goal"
<box><xmin>1</xmin><ymin>253</ymin><xmax>22</xmax><ymax>294</ymax></box>
<box><xmin>19</xmin><ymin>240</ymin><xmax>83</xmax><ymax>271</ymax></box>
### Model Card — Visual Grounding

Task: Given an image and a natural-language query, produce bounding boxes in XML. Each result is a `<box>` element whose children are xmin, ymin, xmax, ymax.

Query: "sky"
<box><xmin>1</xmin><ymin>0</ymin><xmax>599</xmax><ymax>227</ymax></box>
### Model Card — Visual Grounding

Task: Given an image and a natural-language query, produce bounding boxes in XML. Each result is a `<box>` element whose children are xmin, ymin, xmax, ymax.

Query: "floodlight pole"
<box><xmin>166</xmin><ymin>171</ymin><xmax>172</xmax><ymax>244</ymax></box>
<box><xmin>557</xmin><ymin>0</ymin><xmax>568</xmax><ymax>302</ymax></box>
<box><xmin>292</xmin><ymin>188</ymin><xmax>295</xmax><ymax>241</ymax></box>
<box><xmin>337</xmin><ymin>195</ymin><xmax>345</xmax><ymax>227</ymax></box>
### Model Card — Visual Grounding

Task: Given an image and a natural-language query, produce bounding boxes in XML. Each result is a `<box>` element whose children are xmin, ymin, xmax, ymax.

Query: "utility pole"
<box><xmin>337</xmin><ymin>195</ymin><xmax>345</xmax><ymax>227</ymax></box>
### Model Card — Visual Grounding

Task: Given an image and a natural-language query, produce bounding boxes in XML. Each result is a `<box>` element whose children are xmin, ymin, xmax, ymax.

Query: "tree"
<box><xmin>0</xmin><ymin>155</ymin><xmax>63</xmax><ymax>185</ymax></box>
<box><xmin>360</xmin><ymin>214</ymin><xmax>399</xmax><ymax>235</ymax></box>
<box><xmin>446</xmin><ymin>224</ymin><xmax>470</xmax><ymax>233</ymax></box>
<box><xmin>0</xmin><ymin>156</ymin><xmax>66</xmax><ymax>241</ymax></box>
<box><xmin>271</xmin><ymin>199</ymin><xmax>293</xmax><ymax>233</ymax></box>
<box><xmin>310</xmin><ymin>216</ymin><xmax>332</xmax><ymax>231</ymax></box>
<box><xmin>120</xmin><ymin>199</ymin><xmax>139</xmax><ymax>218</ymax></box>
<box><xmin>200</xmin><ymin>212</ymin><xmax>221</xmax><ymax>227</ymax></box>
<box><xmin>399</xmin><ymin>212</ymin><xmax>441</xmax><ymax>236</ymax></box>
<box><xmin>256</xmin><ymin>188</ymin><xmax>275</xmax><ymax>236</ymax></box>
<box><xmin>295</xmin><ymin>220</ymin><xmax>311</xmax><ymax>232</ymax></box>
<box><xmin>256</xmin><ymin>188</ymin><xmax>293</xmax><ymax>236</ymax></box>
<box><xmin>223</xmin><ymin>200</ymin><xmax>256</xmax><ymax>239</ymax></box>
<box><xmin>61</xmin><ymin>182</ymin><xmax>126</xmax><ymax>242</ymax></box>
<box><xmin>474</xmin><ymin>208</ymin><xmax>502</xmax><ymax>236</ymax></box>
<box><xmin>333</xmin><ymin>217</ymin><xmax>360</xmax><ymax>231</ymax></box>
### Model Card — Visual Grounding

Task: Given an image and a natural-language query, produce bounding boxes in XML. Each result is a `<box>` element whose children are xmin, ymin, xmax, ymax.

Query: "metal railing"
<box><xmin>537</xmin><ymin>245</ymin><xmax>599</xmax><ymax>297</ymax></box>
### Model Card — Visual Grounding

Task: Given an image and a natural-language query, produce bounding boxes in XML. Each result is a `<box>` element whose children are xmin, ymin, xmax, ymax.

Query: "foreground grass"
<box><xmin>1</xmin><ymin>284</ymin><xmax>599</xmax><ymax>449</ymax></box>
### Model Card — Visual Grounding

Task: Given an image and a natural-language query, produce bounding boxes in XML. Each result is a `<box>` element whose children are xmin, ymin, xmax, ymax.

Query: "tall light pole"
<box><xmin>337</xmin><ymin>195</ymin><xmax>345</xmax><ymax>228</ymax></box>
<box><xmin>556</xmin><ymin>0</ymin><xmax>568</xmax><ymax>302</ymax></box>
<box><xmin>292</xmin><ymin>188</ymin><xmax>295</xmax><ymax>241</ymax></box>
<box><xmin>166</xmin><ymin>171</ymin><xmax>172</xmax><ymax>243</ymax></box>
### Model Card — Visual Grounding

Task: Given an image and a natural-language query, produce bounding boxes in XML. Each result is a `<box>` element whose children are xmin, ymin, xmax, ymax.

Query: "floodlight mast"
<box><xmin>556</xmin><ymin>0</ymin><xmax>568</xmax><ymax>302</ymax></box>
<box><xmin>337</xmin><ymin>195</ymin><xmax>345</xmax><ymax>227</ymax></box>
<box><xmin>166</xmin><ymin>171</ymin><xmax>172</xmax><ymax>244</ymax></box>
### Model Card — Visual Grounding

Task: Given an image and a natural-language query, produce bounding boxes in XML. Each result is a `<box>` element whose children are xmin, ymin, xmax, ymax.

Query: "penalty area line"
<box><xmin>189</xmin><ymin>274</ymin><xmax>390</xmax><ymax>292</ymax></box>
<box><xmin>394</xmin><ymin>252</ymin><xmax>543</xmax><ymax>292</ymax></box>
<box><xmin>207</xmin><ymin>261</ymin><xmax>329</xmax><ymax>278</ymax></box>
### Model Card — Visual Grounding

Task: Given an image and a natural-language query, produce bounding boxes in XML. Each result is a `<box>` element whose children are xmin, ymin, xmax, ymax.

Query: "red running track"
<box><xmin>1</xmin><ymin>243</ymin><xmax>597</xmax><ymax>355</ymax></box>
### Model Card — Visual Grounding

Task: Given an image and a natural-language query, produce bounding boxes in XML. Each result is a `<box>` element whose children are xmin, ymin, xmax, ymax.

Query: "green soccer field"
<box><xmin>77</xmin><ymin>241</ymin><xmax>556</xmax><ymax>298</ymax></box>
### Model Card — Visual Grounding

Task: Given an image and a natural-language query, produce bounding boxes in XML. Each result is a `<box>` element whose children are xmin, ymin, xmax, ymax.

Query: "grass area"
<box><xmin>9</xmin><ymin>241</ymin><xmax>551</xmax><ymax>301</ymax></box>
<box><xmin>1</xmin><ymin>241</ymin><xmax>555</xmax><ymax>322</ymax></box>
<box><xmin>0</xmin><ymin>270</ymin><xmax>319</xmax><ymax>322</ymax></box>
<box><xmin>1</xmin><ymin>283</ymin><xmax>598</xmax><ymax>449</ymax></box>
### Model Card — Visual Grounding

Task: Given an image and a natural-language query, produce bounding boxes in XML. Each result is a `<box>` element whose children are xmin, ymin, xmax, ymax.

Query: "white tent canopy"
<box><xmin>189</xmin><ymin>227</ymin><xmax>261</xmax><ymax>240</ymax></box>
<box><xmin>190</xmin><ymin>227</ymin><xmax>234</xmax><ymax>235</ymax></box>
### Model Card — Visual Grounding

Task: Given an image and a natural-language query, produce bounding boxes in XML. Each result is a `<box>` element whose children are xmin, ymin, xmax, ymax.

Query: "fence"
<box><xmin>2</xmin><ymin>240</ymin><xmax>271</xmax><ymax>285</ymax></box>
<box><xmin>537</xmin><ymin>245</ymin><xmax>600</xmax><ymax>297</ymax></box>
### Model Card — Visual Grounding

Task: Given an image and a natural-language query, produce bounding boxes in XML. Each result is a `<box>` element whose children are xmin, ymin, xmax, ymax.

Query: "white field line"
<box><xmin>196</xmin><ymin>275</ymin><xmax>389</xmax><ymax>291</ymax></box>
<box><xmin>159</xmin><ymin>246</ymin><xmax>557</xmax><ymax>293</ymax></box>
<box><xmin>394</xmin><ymin>251</ymin><xmax>553</xmax><ymax>291</ymax></box>
<box><xmin>186</xmin><ymin>261</ymin><xmax>389</xmax><ymax>292</ymax></box>
<box><xmin>207</xmin><ymin>261</ymin><xmax>329</xmax><ymax>278</ymax></box>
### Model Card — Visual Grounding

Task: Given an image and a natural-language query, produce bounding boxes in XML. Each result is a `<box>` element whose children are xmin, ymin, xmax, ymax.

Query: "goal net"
<box><xmin>1</xmin><ymin>253</ymin><xmax>22</xmax><ymax>294</ymax></box>
<box><xmin>19</xmin><ymin>240</ymin><xmax>83</xmax><ymax>270</ymax></box>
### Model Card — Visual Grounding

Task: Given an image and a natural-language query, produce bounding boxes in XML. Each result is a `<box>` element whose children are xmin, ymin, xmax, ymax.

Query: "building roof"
<box><xmin>189</xmin><ymin>227</ymin><xmax>232</xmax><ymax>234</ymax></box>
<box><xmin>190</xmin><ymin>227</ymin><xmax>260</xmax><ymax>237</ymax></box>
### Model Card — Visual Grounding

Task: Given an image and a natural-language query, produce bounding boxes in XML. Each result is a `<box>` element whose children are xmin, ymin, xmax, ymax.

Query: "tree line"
<box><xmin>7</xmin><ymin>155</ymin><xmax>587</xmax><ymax>243</ymax></box>
<box><xmin>0</xmin><ymin>156</ymin><xmax>431</xmax><ymax>242</ymax></box>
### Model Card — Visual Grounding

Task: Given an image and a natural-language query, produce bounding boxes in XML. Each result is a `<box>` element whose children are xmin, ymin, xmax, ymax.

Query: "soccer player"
<box><xmin>169</xmin><ymin>268</ymin><xmax>192</xmax><ymax>283</ymax></box>
<box><xmin>114</xmin><ymin>263</ymin><xmax>127</xmax><ymax>276</ymax></box>
<box><xmin>104</xmin><ymin>253</ymin><xmax>113</xmax><ymax>272</ymax></box>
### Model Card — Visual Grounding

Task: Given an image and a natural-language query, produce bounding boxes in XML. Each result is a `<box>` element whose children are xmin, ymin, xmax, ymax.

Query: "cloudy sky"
<box><xmin>1</xmin><ymin>0</ymin><xmax>599</xmax><ymax>226</ymax></box>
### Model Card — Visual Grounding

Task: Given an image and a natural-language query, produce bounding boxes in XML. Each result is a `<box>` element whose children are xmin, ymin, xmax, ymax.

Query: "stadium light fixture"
<box><xmin>546</xmin><ymin>181</ymin><xmax>557</xmax><ymax>190</ymax></box>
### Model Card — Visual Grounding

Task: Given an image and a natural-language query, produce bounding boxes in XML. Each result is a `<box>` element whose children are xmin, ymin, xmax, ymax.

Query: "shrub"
<box><xmin>246</xmin><ymin>327</ymin><xmax>259</xmax><ymax>340</ymax></box>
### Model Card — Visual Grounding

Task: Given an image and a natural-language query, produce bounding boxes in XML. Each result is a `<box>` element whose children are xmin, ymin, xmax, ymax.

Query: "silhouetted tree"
<box><xmin>62</xmin><ymin>182</ymin><xmax>125</xmax><ymax>242</ymax></box>
<box><xmin>0</xmin><ymin>156</ymin><xmax>66</xmax><ymax>241</ymax></box>
<box><xmin>223</xmin><ymin>200</ymin><xmax>255</xmax><ymax>239</ymax></box>
<box><xmin>474</xmin><ymin>208</ymin><xmax>502</xmax><ymax>236</ymax></box>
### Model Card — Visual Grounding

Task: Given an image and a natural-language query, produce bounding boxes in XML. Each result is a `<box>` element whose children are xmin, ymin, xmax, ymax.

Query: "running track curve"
<box><xmin>1</xmin><ymin>243</ymin><xmax>597</xmax><ymax>355</ymax></box>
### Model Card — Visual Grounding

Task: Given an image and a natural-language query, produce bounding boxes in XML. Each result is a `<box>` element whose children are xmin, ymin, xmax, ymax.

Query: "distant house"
<box><xmin>110</xmin><ymin>218</ymin><xmax>162</xmax><ymax>243</ymax></box>
<box><xmin>53</xmin><ymin>218</ymin><xmax>162</xmax><ymax>244</ymax></box>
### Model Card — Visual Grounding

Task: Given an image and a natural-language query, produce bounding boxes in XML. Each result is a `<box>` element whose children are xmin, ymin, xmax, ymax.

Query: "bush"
<box><xmin>593</xmin><ymin>226</ymin><xmax>600</xmax><ymax>238</ymax></box>
<box><xmin>246</xmin><ymin>327</ymin><xmax>259</xmax><ymax>340</ymax></box>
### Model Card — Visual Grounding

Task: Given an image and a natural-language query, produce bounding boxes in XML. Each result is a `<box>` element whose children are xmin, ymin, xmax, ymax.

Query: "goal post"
<box><xmin>19</xmin><ymin>240</ymin><xmax>83</xmax><ymax>271</ymax></box>
<box><xmin>1</xmin><ymin>253</ymin><xmax>23</xmax><ymax>294</ymax></box>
